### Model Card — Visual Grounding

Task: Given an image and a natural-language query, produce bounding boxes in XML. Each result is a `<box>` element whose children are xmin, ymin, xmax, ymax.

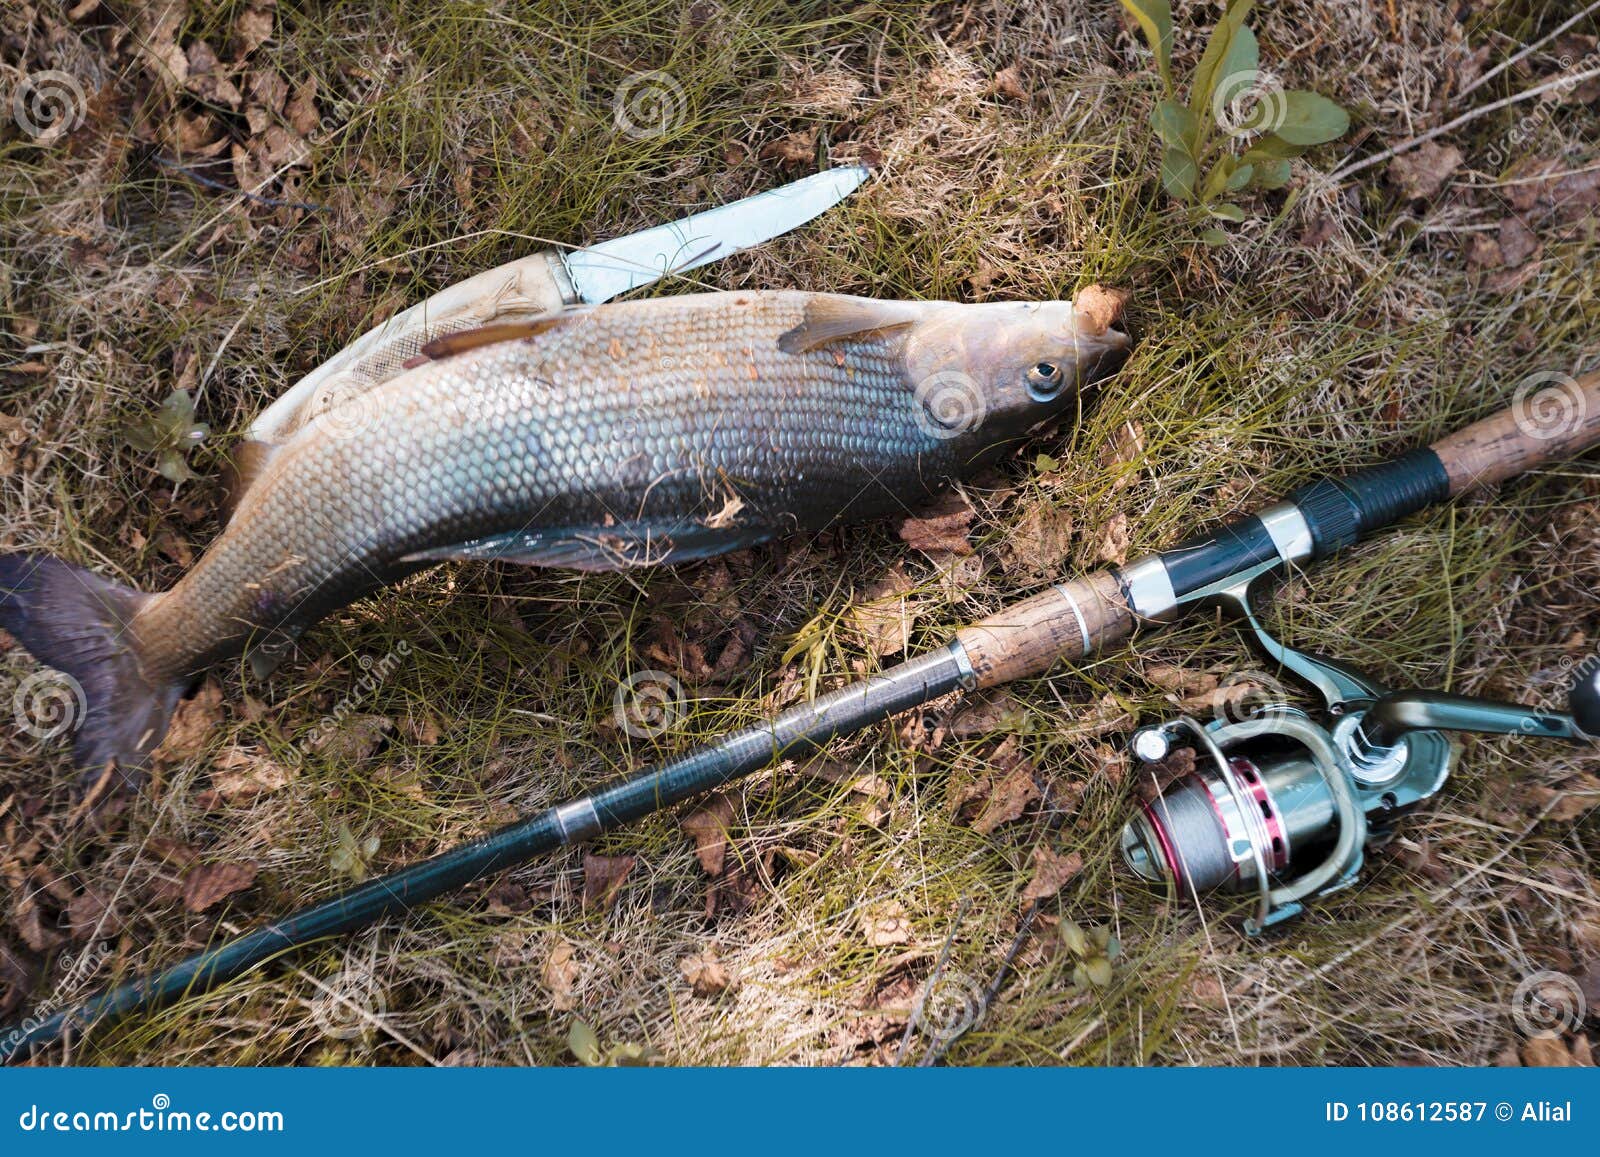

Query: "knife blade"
<box><xmin>250</xmin><ymin>166</ymin><xmax>870</xmax><ymax>444</ymax></box>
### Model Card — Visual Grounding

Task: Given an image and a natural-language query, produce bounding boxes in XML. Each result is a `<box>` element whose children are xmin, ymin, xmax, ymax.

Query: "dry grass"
<box><xmin>1</xmin><ymin>0</ymin><xmax>1597</xmax><ymax>1066</ymax></box>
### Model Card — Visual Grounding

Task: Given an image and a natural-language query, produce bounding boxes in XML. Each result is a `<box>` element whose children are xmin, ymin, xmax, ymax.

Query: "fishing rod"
<box><xmin>6</xmin><ymin>368</ymin><xmax>1600</xmax><ymax>1061</ymax></box>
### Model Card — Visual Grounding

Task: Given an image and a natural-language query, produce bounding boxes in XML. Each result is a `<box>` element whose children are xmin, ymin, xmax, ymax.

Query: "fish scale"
<box><xmin>0</xmin><ymin>286</ymin><xmax>1130</xmax><ymax>777</ymax></box>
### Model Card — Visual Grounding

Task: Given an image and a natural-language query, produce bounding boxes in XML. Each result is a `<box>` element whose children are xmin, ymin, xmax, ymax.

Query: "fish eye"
<box><xmin>1026</xmin><ymin>361</ymin><xmax>1065</xmax><ymax>401</ymax></box>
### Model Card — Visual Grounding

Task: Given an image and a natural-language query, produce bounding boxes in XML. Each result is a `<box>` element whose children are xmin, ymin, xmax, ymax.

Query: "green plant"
<box><xmin>1119</xmin><ymin>0</ymin><xmax>1350</xmax><ymax>241</ymax></box>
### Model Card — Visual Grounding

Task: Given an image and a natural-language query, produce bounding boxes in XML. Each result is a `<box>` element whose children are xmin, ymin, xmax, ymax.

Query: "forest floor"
<box><xmin>1</xmin><ymin>0</ymin><xmax>1597</xmax><ymax>1065</ymax></box>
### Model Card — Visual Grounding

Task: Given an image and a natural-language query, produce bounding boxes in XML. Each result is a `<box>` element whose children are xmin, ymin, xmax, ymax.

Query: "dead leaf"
<box><xmin>182</xmin><ymin>860</ymin><xmax>258</xmax><ymax>913</ymax></box>
<box><xmin>1021</xmin><ymin>845</ymin><xmax>1084</xmax><ymax>903</ymax></box>
<box><xmin>950</xmin><ymin>690</ymin><xmax>1026</xmax><ymax>737</ymax></box>
<box><xmin>543</xmin><ymin>940</ymin><xmax>579</xmax><ymax>1010</ymax></box>
<box><xmin>992</xmin><ymin>65</ymin><xmax>1029</xmax><ymax>102</ymax></box>
<box><xmin>153</xmin><ymin>679</ymin><xmax>225</xmax><ymax>762</ymax></box>
<box><xmin>581</xmin><ymin>853</ymin><xmax>636</xmax><ymax>912</ymax></box>
<box><xmin>972</xmin><ymin>754</ymin><xmax>1040</xmax><ymax>835</ymax></box>
<box><xmin>1095</xmin><ymin>512</ymin><xmax>1130</xmax><ymax>566</ymax></box>
<box><xmin>859</xmin><ymin>899</ymin><xmax>913</xmax><ymax>946</ymax></box>
<box><xmin>309</xmin><ymin>714</ymin><xmax>393</xmax><ymax>762</ymax></box>
<box><xmin>1521</xmin><ymin>1035</ymin><xmax>1577</xmax><ymax>1067</ymax></box>
<box><xmin>210</xmin><ymin>745</ymin><xmax>294</xmax><ymax>803</ymax></box>
<box><xmin>759</xmin><ymin>128</ymin><xmax>818</xmax><ymax>166</ymax></box>
<box><xmin>897</xmin><ymin>491</ymin><xmax>975</xmax><ymax>555</ymax></box>
<box><xmin>234</xmin><ymin>6</ymin><xmax>273</xmax><ymax>57</ymax></box>
<box><xmin>185</xmin><ymin>40</ymin><xmax>243</xmax><ymax>109</ymax></box>
<box><xmin>680</xmin><ymin>794</ymin><xmax>735</xmax><ymax>876</ymax></box>
<box><xmin>849</xmin><ymin>565</ymin><xmax>916</xmax><ymax>656</ymax></box>
<box><xmin>1497</xmin><ymin>216</ymin><xmax>1542</xmax><ymax>266</ymax></box>
<box><xmin>1387</xmin><ymin>142</ymin><xmax>1463</xmax><ymax>200</ymax></box>
<box><xmin>1005</xmin><ymin>503</ymin><xmax>1074</xmax><ymax>577</ymax></box>
<box><xmin>1072</xmin><ymin>285</ymin><xmax>1129</xmax><ymax>334</ymax></box>
<box><xmin>679</xmin><ymin>948</ymin><xmax>732</xmax><ymax>996</ymax></box>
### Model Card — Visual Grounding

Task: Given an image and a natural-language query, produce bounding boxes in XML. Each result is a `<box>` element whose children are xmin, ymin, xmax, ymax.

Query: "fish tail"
<box><xmin>0</xmin><ymin>553</ymin><xmax>184</xmax><ymax>788</ymax></box>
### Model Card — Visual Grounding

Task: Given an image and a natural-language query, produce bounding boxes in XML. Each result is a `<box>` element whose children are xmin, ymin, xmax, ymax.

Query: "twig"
<box><xmin>893</xmin><ymin>894</ymin><xmax>972</xmax><ymax>1066</ymax></box>
<box><xmin>152</xmin><ymin>154</ymin><xmax>330</xmax><ymax>213</ymax></box>
<box><xmin>1458</xmin><ymin>3</ymin><xmax>1600</xmax><ymax>100</ymax></box>
<box><xmin>1329</xmin><ymin>64</ymin><xmax>1600</xmax><ymax>183</ymax></box>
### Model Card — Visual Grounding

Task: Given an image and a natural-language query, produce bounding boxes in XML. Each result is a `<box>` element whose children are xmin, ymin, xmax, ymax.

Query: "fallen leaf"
<box><xmin>185</xmin><ymin>40</ymin><xmax>243</xmax><ymax>109</ymax></box>
<box><xmin>1521</xmin><ymin>1035</ymin><xmax>1576</xmax><ymax>1067</ymax></box>
<box><xmin>1005</xmin><ymin>503</ymin><xmax>1074</xmax><ymax>577</ymax></box>
<box><xmin>992</xmin><ymin>65</ymin><xmax>1028</xmax><ymax>102</ymax></box>
<box><xmin>950</xmin><ymin>690</ymin><xmax>1027</xmax><ymax>737</ymax></box>
<box><xmin>1072</xmin><ymin>285</ymin><xmax>1129</xmax><ymax>334</ymax></box>
<box><xmin>581</xmin><ymin>853</ymin><xmax>636</xmax><ymax>913</ymax></box>
<box><xmin>759</xmin><ymin>128</ymin><xmax>818</xmax><ymax>166</ymax></box>
<box><xmin>1387</xmin><ymin>142</ymin><xmax>1462</xmax><ymax>200</ymax></box>
<box><xmin>1497</xmin><ymin>216</ymin><xmax>1542</xmax><ymax>266</ymax></box>
<box><xmin>309</xmin><ymin>714</ymin><xmax>393</xmax><ymax>762</ymax></box>
<box><xmin>153</xmin><ymin>679</ymin><xmax>224</xmax><ymax>762</ymax></box>
<box><xmin>1095</xmin><ymin>512</ymin><xmax>1130</xmax><ymax>566</ymax></box>
<box><xmin>182</xmin><ymin>860</ymin><xmax>258</xmax><ymax>913</ymax></box>
<box><xmin>543</xmin><ymin>940</ymin><xmax>579</xmax><ymax>1010</ymax></box>
<box><xmin>210</xmin><ymin>745</ymin><xmax>293</xmax><ymax>803</ymax></box>
<box><xmin>680</xmin><ymin>794</ymin><xmax>735</xmax><ymax>876</ymax></box>
<box><xmin>897</xmin><ymin>491</ymin><xmax>975</xmax><ymax>555</ymax></box>
<box><xmin>679</xmin><ymin>948</ymin><xmax>732</xmax><ymax>996</ymax></box>
<box><xmin>849</xmin><ymin>565</ymin><xmax>916</xmax><ymax>656</ymax></box>
<box><xmin>1021</xmin><ymin>845</ymin><xmax>1084</xmax><ymax>903</ymax></box>
<box><xmin>859</xmin><ymin>899</ymin><xmax>913</xmax><ymax>947</ymax></box>
<box><xmin>972</xmin><ymin>756</ymin><xmax>1040</xmax><ymax>835</ymax></box>
<box><xmin>234</xmin><ymin>6</ymin><xmax>273</xmax><ymax>56</ymax></box>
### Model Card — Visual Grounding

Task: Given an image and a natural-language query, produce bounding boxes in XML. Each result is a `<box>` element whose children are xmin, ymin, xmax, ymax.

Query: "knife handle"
<box><xmin>249</xmin><ymin>250</ymin><xmax>577</xmax><ymax>443</ymax></box>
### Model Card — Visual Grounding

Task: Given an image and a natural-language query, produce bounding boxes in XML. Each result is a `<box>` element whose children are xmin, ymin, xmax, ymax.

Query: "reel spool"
<box><xmin>1118</xmin><ymin>579</ymin><xmax>1600</xmax><ymax>935</ymax></box>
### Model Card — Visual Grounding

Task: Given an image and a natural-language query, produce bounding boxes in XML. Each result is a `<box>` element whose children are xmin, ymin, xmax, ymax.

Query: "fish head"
<box><xmin>902</xmin><ymin>288</ymin><xmax>1131</xmax><ymax>447</ymax></box>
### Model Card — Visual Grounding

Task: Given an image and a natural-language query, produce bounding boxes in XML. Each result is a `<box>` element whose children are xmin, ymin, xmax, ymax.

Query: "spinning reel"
<box><xmin>1119</xmin><ymin>574</ymin><xmax>1600</xmax><ymax>935</ymax></box>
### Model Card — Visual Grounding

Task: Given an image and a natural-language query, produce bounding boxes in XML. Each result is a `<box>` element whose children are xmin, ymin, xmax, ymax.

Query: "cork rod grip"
<box><xmin>1432</xmin><ymin>368</ymin><xmax>1600</xmax><ymax>495</ymax></box>
<box><xmin>955</xmin><ymin>570</ymin><xmax>1133</xmax><ymax>689</ymax></box>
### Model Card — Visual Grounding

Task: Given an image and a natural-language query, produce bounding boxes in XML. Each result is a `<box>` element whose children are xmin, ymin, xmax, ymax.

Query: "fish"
<box><xmin>0</xmin><ymin>287</ymin><xmax>1130</xmax><ymax>783</ymax></box>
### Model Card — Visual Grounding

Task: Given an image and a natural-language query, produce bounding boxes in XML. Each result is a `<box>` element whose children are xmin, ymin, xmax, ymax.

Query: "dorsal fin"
<box><xmin>221</xmin><ymin>438</ymin><xmax>279</xmax><ymax>519</ymax></box>
<box><xmin>777</xmin><ymin>296</ymin><xmax>922</xmax><ymax>355</ymax></box>
<box><xmin>417</xmin><ymin>316</ymin><xmax>572</xmax><ymax>362</ymax></box>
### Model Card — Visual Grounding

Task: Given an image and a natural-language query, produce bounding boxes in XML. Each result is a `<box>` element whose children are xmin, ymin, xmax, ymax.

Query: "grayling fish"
<box><xmin>0</xmin><ymin>287</ymin><xmax>1130</xmax><ymax>779</ymax></box>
